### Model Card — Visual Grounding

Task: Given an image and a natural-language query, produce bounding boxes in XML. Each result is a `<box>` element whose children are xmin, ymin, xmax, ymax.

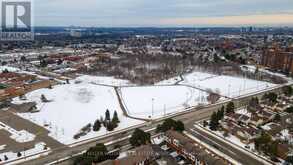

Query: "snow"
<box><xmin>0</xmin><ymin>66</ymin><xmax>20</xmax><ymax>72</ymax></box>
<box><xmin>10</xmin><ymin>130</ymin><xmax>36</xmax><ymax>143</ymax></box>
<box><xmin>117</xmin><ymin>152</ymin><xmax>128</xmax><ymax>159</ymax></box>
<box><xmin>223</xmin><ymin>133</ymin><xmax>255</xmax><ymax>150</ymax></box>
<box><xmin>0</xmin><ymin>122</ymin><xmax>35</xmax><ymax>143</ymax></box>
<box><xmin>0</xmin><ymin>145</ymin><xmax>6</xmax><ymax>151</ymax></box>
<box><xmin>76</xmin><ymin>75</ymin><xmax>132</xmax><ymax>86</ymax></box>
<box><xmin>0</xmin><ymin>142</ymin><xmax>49</xmax><ymax>163</ymax></box>
<box><xmin>12</xmin><ymin>79</ymin><xmax>143</xmax><ymax>145</ymax></box>
<box><xmin>181</xmin><ymin>72</ymin><xmax>218</xmax><ymax>83</ymax></box>
<box><xmin>200</xmin><ymin>124</ymin><xmax>256</xmax><ymax>151</ymax></box>
<box><xmin>180</xmin><ymin>71</ymin><xmax>276</xmax><ymax>98</ymax></box>
<box><xmin>120</xmin><ymin>86</ymin><xmax>208</xmax><ymax>119</ymax></box>
<box><xmin>161</xmin><ymin>145</ymin><xmax>169</xmax><ymax>151</ymax></box>
<box><xmin>261</xmin><ymin>124</ymin><xmax>272</xmax><ymax>131</ymax></box>
<box><xmin>236</xmin><ymin>108</ymin><xmax>252</xmax><ymax>118</ymax></box>
<box><xmin>280</xmin><ymin>129</ymin><xmax>291</xmax><ymax>141</ymax></box>
<box><xmin>241</xmin><ymin>65</ymin><xmax>293</xmax><ymax>82</ymax></box>
<box><xmin>170</xmin><ymin>151</ymin><xmax>178</xmax><ymax>158</ymax></box>
<box><xmin>185</xmin><ymin>131</ymin><xmax>243</xmax><ymax>165</ymax></box>
<box><xmin>152</xmin><ymin>136</ymin><xmax>165</xmax><ymax>145</ymax></box>
<box><xmin>156</xmin><ymin>76</ymin><xmax>181</xmax><ymax>85</ymax></box>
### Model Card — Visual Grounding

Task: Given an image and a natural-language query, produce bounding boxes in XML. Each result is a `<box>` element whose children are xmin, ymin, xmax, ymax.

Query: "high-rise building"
<box><xmin>261</xmin><ymin>46</ymin><xmax>293</xmax><ymax>74</ymax></box>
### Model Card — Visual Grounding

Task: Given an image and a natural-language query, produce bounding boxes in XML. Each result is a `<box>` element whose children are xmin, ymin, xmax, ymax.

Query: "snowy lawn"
<box><xmin>12</xmin><ymin>80</ymin><xmax>143</xmax><ymax>145</ymax></box>
<box><xmin>120</xmin><ymin>86</ymin><xmax>208</xmax><ymax>119</ymax></box>
<box><xmin>76</xmin><ymin>75</ymin><xmax>132</xmax><ymax>86</ymax></box>
<box><xmin>155</xmin><ymin>76</ymin><xmax>182</xmax><ymax>85</ymax></box>
<box><xmin>181</xmin><ymin>71</ymin><xmax>276</xmax><ymax>98</ymax></box>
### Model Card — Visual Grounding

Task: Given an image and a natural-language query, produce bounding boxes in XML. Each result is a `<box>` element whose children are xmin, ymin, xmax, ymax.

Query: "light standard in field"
<box><xmin>152</xmin><ymin>98</ymin><xmax>154</xmax><ymax>118</ymax></box>
<box><xmin>164</xmin><ymin>104</ymin><xmax>166</xmax><ymax>117</ymax></box>
<box><xmin>228</xmin><ymin>84</ymin><xmax>231</xmax><ymax>97</ymax></box>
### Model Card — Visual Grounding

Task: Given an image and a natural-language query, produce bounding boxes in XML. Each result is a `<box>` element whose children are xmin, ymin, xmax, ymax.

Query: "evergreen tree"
<box><xmin>220</xmin><ymin>106</ymin><xmax>225</xmax><ymax>113</ymax></box>
<box><xmin>286</xmin><ymin>106</ymin><xmax>293</xmax><ymax>113</ymax></box>
<box><xmin>112</xmin><ymin>111</ymin><xmax>120</xmax><ymax>124</ymax></box>
<box><xmin>283</xmin><ymin>86</ymin><xmax>293</xmax><ymax>97</ymax></box>
<box><xmin>249</xmin><ymin>97</ymin><xmax>259</xmax><ymax>108</ymax></box>
<box><xmin>105</xmin><ymin>109</ymin><xmax>110</xmax><ymax>121</ymax></box>
<box><xmin>41</xmin><ymin>94</ymin><xmax>48</xmax><ymax>102</ymax></box>
<box><xmin>203</xmin><ymin>120</ymin><xmax>208</xmax><ymax>127</ymax></box>
<box><xmin>93</xmin><ymin>119</ymin><xmax>101</xmax><ymax>132</ymax></box>
<box><xmin>106</xmin><ymin>122</ymin><xmax>115</xmax><ymax>131</ymax></box>
<box><xmin>226</xmin><ymin>102</ymin><xmax>235</xmax><ymax>114</ymax></box>
<box><xmin>217</xmin><ymin>108</ymin><xmax>224</xmax><ymax>120</ymax></box>
<box><xmin>264</xmin><ymin>92</ymin><xmax>278</xmax><ymax>103</ymax></box>
<box><xmin>209</xmin><ymin>112</ymin><xmax>219</xmax><ymax>131</ymax></box>
<box><xmin>156</xmin><ymin>118</ymin><xmax>185</xmax><ymax>133</ymax></box>
<box><xmin>129</xmin><ymin>129</ymin><xmax>151</xmax><ymax>147</ymax></box>
<box><xmin>175</xmin><ymin>120</ymin><xmax>185</xmax><ymax>132</ymax></box>
<box><xmin>74</xmin><ymin>143</ymin><xmax>108</xmax><ymax>164</ymax></box>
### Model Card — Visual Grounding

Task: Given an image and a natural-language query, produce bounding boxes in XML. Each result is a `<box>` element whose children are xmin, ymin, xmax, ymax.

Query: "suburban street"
<box><xmin>188</xmin><ymin>127</ymin><xmax>267</xmax><ymax>165</ymax></box>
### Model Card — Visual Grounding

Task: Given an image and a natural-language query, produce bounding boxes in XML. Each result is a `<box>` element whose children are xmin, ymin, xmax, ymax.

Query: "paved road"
<box><xmin>20</xmin><ymin>103</ymin><xmax>223</xmax><ymax>165</ymax></box>
<box><xmin>17</xmin><ymin>83</ymin><xmax>289</xmax><ymax>165</ymax></box>
<box><xmin>188</xmin><ymin>127</ymin><xmax>267</xmax><ymax>165</ymax></box>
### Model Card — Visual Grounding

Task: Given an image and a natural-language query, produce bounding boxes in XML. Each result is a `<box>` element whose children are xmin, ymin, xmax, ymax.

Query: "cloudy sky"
<box><xmin>34</xmin><ymin>0</ymin><xmax>293</xmax><ymax>27</ymax></box>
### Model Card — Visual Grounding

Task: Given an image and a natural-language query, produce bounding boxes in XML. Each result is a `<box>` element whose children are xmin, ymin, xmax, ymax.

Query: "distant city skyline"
<box><xmin>34</xmin><ymin>0</ymin><xmax>293</xmax><ymax>27</ymax></box>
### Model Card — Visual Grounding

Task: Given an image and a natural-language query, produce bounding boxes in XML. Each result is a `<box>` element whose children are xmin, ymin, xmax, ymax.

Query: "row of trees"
<box><xmin>262</xmin><ymin>92</ymin><xmax>278</xmax><ymax>104</ymax></box>
<box><xmin>156</xmin><ymin>118</ymin><xmax>185</xmax><ymax>133</ymax></box>
<box><xmin>74</xmin><ymin>127</ymin><xmax>153</xmax><ymax>164</ymax></box>
<box><xmin>93</xmin><ymin>110</ymin><xmax>120</xmax><ymax>132</ymax></box>
<box><xmin>74</xmin><ymin>143</ymin><xmax>118</xmax><ymax>165</ymax></box>
<box><xmin>130</xmin><ymin>118</ymin><xmax>185</xmax><ymax>147</ymax></box>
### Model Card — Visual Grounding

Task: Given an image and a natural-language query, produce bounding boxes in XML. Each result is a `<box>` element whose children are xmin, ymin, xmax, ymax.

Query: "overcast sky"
<box><xmin>34</xmin><ymin>0</ymin><xmax>293</xmax><ymax>27</ymax></box>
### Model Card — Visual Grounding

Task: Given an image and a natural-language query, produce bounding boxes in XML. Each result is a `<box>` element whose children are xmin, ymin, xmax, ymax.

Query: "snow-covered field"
<box><xmin>180</xmin><ymin>71</ymin><xmax>276</xmax><ymax>98</ymax></box>
<box><xmin>76</xmin><ymin>75</ymin><xmax>132</xmax><ymax>86</ymax></box>
<box><xmin>155</xmin><ymin>76</ymin><xmax>182</xmax><ymax>85</ymax></box>
<box><xmin>12</xmin><ymin>80</ymin><xmax>142</xmax><ymax>145</ymax></box>
<box><xmin>120</xmin><ymin>86</ymin><xmax>208</xmax><ymax>119</ymax></box>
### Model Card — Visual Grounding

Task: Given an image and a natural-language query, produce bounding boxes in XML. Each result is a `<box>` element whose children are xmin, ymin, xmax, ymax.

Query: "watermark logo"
<box><xmin>0</xmin><ymin>0</ymin><xmax>33</xmax><ymax>41</ymax></box>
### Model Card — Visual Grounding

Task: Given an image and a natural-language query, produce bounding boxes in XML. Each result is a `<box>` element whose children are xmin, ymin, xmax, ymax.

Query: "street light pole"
<box><xmin>152</xmin><ymin>98</ymin><xmax>154</xmax><ymax>118</ymax></box>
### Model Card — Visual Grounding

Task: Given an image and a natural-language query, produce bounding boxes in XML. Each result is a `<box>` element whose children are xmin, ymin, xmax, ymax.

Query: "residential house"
<box><xmin>165</xmin><ymin>130</ymin><xmax>229</xmax><ymax>165</ymax></box>
<box><xmin>97</xmin><ymin>145</ymin><xmax>158</xmax><ymax>165</ymax></box>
